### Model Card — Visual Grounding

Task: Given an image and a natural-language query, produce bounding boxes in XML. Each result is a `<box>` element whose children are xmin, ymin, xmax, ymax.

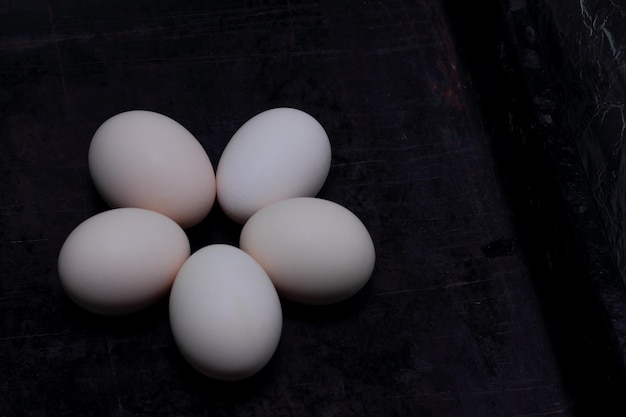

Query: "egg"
<box><xmin>240</xmin><ymin>197</ymin><xmax>376</xmax><ymax>305</ymax></box>
<box><xmin>216</xmin><ymin>107</ymin><xmax>332</xmax><ymax>224</ymax></box>
<box><xmin>169</xmin><ymin>244</ymin><xmax>283</xmax><ymax>381</ymax></box>
<box><xmin>58</xmin><ymin>208</ymin><xmax>190</xmax><ymax>315</ymax></box>
<box><xmin>88</xmin><ymin>110</ymin><xmax>216</xmax><ymax>228</ymax></box>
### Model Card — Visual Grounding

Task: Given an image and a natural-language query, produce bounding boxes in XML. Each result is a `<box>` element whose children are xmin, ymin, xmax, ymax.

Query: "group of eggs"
<box><xmin>57</xmin><ymin>108</ymin><xmax>376</xmax><ymax>381</ymax></box>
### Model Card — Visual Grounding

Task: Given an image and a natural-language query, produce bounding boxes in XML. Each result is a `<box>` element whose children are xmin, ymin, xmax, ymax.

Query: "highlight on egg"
<box><xmin>216</xmin><ymin>107</ymin><xmax>332</xmax><ymax>224</ymax></box>
<box><xmin>58</xmin><ymin>208</ymin><xmax>191</xmax><ymax>315</ymax></box>
<box><xmin>240</xmin><ymin>197</ymin><xmax>376</xmax><ymax>305</ymax></box>
<box><xmin>169</xmin><ymin>244</ymin><xmax>283</xmax><ymax>381</ymax></box>
<box><xmin>88</xmin><ymin>110</ymin><xmax>216</xmax><ymax>228</ymax></box>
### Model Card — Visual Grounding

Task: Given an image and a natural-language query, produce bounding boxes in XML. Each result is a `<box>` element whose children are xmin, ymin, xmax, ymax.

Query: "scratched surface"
<box><xmin>527</xmin><ymin>0</ymin><xmax>626</xmax><ymax>281</ymax></box>
<box><xmin>0</xmin><ymin>1</ymin><xmax>616</xmax><ymax>416</ymax></box>
<box><xmin>497</xmin><ymin>0</ymin><xmax>626</xmax><ymax>404</ymax></box>
<box><xmin>515</xmin><ymin>0</ymin><xmax>626</xmax><ymax>372</ymax></box>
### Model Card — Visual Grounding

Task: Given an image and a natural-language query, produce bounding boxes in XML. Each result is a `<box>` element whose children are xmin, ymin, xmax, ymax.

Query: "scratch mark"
<box><xmin>107</xmin><ymin>337</ymin><xmax>123</xmax><ymax>417</ymax></box>
<box><xmin>375</xmin><ymin>286</ymin><xmax>439</xmax><ymax>297</ymax></box>
<box><xmin>280</xmin><ymin>385</ymin><xmax>300</xmax><ymax>417</ymax></box>
<box><xmin>0</xmin><ymin>330</ymin><xmax>71</xmax><ymax>341</ymax></box>
<box><xmin>451</xmin><ymin>295</ymin><xmax>493</xmax><ymax>305</ymax></box>
<box><xmin>508</xmin><ymin>407</ymin><xmax>570</xmax><ymax>417</ymax></box>
<box><xmin>45</xmin><ymin>1</ymin><xmax>71</xmax><ymax>121</ymax></box>
<box><xmin>8</xmin><ymin>238</ymin><xmax>49</xmax><ymax>244</ymax></box>
<box><xmin>376</xmin><ymin>0</ymin><xmax>392</xmax><ymax>20</ymax></box>
<box><xmin>331</xmin><ymin>159</ymin><xmax>385</xmax><ymax>167</ymax></box>
<box><xmin>445</xmin><ymin>278</ymin><xmax>495</xmax><ymax>289</ymax></box>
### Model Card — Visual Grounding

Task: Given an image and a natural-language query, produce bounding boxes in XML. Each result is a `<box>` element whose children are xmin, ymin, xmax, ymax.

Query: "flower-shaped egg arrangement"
<box><xmin>58</xmin><ymin>107</ymin><xmax>376</xmax><ymax>381</ymax></box>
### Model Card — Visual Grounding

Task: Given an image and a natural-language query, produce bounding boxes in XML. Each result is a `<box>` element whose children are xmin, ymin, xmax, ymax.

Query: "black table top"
<box><xmin>2</xmin><ymin>1</ymin><xmax>624</xmax><ymax>416</ymax></box>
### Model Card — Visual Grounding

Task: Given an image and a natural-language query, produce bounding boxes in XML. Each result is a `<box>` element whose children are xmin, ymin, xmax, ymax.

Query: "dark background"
<box><xmin>2</xmin><ymin>1</ymin><xmax>626</xmax><ymax>416</ymax></box>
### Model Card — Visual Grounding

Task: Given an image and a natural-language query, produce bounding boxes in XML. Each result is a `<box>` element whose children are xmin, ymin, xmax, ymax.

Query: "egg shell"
<box><xmin>240</xmin><ymin>197</ymin><xmax>376</xmax><ymax>305</ymax></box>
<box><xmin>88</xmin><ymin>110</ymin><xmax>216</xmax><ymax>228</ymax></box>
<box><xmin>169</xmin><ymin>244</ymin><xmax>283</xmax><ymax>381</ymax></box>
<box><xmin>58</xmin><ymin>208</ymin><xmax>190</xmax><ymax>315</ymax></box>
<box><xmin>216</xmin><ymin>107</ymin><xmax>332</xmax><ymax>224</ymax></box>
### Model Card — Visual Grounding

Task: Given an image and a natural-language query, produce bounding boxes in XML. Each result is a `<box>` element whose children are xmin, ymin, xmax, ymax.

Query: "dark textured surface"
<box><xmin>497</xmin><ymin>0</ymin><xmax>626</xmax><ymax>404</ymax></box>
<box><xmin>1</xmin><ymin>1</ymin><xmax>624</xmax><ymax>416</ymax></box>
<box><xmin>527</xmin><ymin>0</ymin><xmax>626</xmax><ymax>280</ymax></box>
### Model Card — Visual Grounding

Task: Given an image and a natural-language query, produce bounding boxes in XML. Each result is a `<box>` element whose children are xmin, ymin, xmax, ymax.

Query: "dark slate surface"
<box><xmin>1</xmin><ymin>1</ymin><xmax>624</xmax><ymax>416</ymax></box>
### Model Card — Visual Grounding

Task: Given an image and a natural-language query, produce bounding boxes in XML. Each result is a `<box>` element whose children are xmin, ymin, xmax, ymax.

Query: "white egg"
<box><xmin>88</xmin><ymin>110</ymin><xmax>216</xmax><ymax>228</ymax></box>
<box><xmin>58</xmin><ymin>208</ymin><xmax>190</xmax><ymax>315</ymax></box>
<box><xmin>216</xmin><ymin>107</ymin><xmax>332</xmax><ymax>224</ymax></box>
<box><xmin>240</xmin><ymin>197</ymin><xmax>376</xmax><ymax>305</ymax></box>
<box><xmin>169</xmin><ymin>244</ymin><xmax>283</xmax><ymax>381</ymax></box>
